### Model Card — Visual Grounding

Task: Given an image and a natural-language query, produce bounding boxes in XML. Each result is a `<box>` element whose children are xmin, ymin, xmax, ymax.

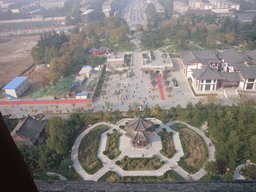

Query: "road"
<box><xmin>121</xmin><ymin>0</ymin><xmax>147</xmax><ymax>30</ymax></box>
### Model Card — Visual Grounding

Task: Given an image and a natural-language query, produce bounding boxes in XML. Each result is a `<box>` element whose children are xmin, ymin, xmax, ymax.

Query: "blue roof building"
<box><xmin>3</xmin><ymin>77</ymin><xmax>27</xmax><ymax>89</ymax></box>
<box><xmin>3</xmin><ymin>77</ymin><xmax>30</xmax><ymax>99</ymax></box>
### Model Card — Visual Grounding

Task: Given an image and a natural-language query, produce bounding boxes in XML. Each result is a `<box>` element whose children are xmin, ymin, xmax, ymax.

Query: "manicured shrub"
<box><xmin>115</xmin><ymin>160</ymin><xmax>121</xmax><ymax>165</ymax></box>
<box><xmin>119</xmin><ymin>125</ymin><xmax>125</xmax><ymax>129</ymax></box>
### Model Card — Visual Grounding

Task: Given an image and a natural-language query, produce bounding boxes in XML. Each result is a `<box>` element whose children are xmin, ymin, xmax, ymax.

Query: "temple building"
<box><xmin>125</xmin><ymin>117</ymin><xmax>154</xmax><ymax>147</ymax></box>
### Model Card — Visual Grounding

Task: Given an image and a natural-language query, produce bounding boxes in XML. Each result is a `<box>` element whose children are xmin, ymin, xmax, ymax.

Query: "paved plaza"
<box><xmin>0</xmin><ymin>47</ymin><xmax>235</xmax><ymax>118</ymax></box>
<box><xmin>93</xmin><ymin>52</ymin><xmax>203</xmax><ymax>112</ymax></box>
<box><xmin>71</xmin><ymin>118</ymin><xmax>215</xmax><ymax>181</ymax></box>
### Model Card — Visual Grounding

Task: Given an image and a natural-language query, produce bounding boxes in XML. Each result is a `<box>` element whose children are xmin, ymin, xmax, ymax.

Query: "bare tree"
<box><xmin>150</xmin><ymin>70</ymin><xmax>155</xmax><ymax>80</ymax></box>
<box><xmin>151</xmin><ymin>80</ymin><xmax>157</xmax><ymax>88</ymax></box>
<box><xmin>166</xmin><ymin>87</ymin><xmax>172</xmax><ymax>95</ymax></box>
<box><xmin>164</xmin><ymin>80</ymin><xmax>170</xmax><ymax>87</ymax></box>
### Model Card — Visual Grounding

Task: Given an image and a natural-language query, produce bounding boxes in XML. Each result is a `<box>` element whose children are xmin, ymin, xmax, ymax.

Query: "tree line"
<box><xmin>140</xmin><ymin>13</ymin><xmax>256</xmax><ymax>50</ymax></box>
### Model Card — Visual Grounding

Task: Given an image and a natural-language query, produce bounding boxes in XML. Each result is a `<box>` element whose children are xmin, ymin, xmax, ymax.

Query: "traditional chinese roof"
<box><xmin>191</xmin><ymin>66</ymin><xmax>224</xmax><ymax>80</ymax></box>
<box><xmin>125</xmin><ymin>117</ymin><xmax>152</xmax><ymax>132</ymax></box>
<box><xmin>125</xmin><ymin>131</ymin><xmax>154</xmax><ymax>141</ymax></box>
<box><xmin>181</xmin><ymin>50</ymin><xmax>221</xmax><ymax>66</ymax></box>
<box><xmin>240</xmin><ymin>67</ymin><xmax>256</xmax><ymax>79</ymax></box>
<box><xmin>125</xmin><ymin>117</ymin><xmax>154</xmax><ymax>141</ymax></box>
<box><xmin>218</xmin><ymin>49</ymin><xmax>255</xmax><ymax>70</ymax></box>
<box><xmin>11</xmin><ymin>115</ymin><xmax>45</xmax><ymax>146</ymax></box>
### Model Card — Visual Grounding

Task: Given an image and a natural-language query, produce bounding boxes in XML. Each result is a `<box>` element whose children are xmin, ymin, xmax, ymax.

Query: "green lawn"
<box><xmin>31</xmin><ymin>77</ymin><xmax>73</xmax><ymax>98</ymax></box>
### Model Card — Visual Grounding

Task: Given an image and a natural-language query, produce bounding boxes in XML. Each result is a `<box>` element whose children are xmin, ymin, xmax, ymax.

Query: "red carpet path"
<box><xmin>157</xmin><ymin>76</ymin><xmax>165</xmax><ymax>100</ymax></box>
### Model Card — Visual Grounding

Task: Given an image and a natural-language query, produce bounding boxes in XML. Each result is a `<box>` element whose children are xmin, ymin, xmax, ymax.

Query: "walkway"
<box><xmin>71</xmin><ymin>119</ymin><xmax>215</xmax><ymax>181</ymax></box>
<box><xmin>157</xmin><ymin>76</ymin><xmax>165</xmax><ymax>100</ymax></box>
<box><xmin>233</xmin><ymin>165</ymin><xmax>245</xmax><ymax>180</ymax></box>
<box><xmin>46</xmin><ymin>172</ymin><xmax>67</xmax><ymax>180</ymax></box>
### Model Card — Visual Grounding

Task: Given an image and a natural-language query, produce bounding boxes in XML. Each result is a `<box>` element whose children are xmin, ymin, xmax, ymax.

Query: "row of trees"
<box><xmin>140</xmin><ymin>13</ymin><xmax>256</xmax><ymax>50</ymax></box>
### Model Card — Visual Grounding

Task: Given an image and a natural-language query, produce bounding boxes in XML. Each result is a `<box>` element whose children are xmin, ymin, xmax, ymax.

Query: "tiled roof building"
<box><xmin>125</xmin><ymin>117</ymin><xmax>154</xmax><ymax>147</ymax></box>
<box><xmin>181</xmin><ymin>49</ymin><xmax>256</xmax><ymax>91</ymax></box>
<box><xmin>11</xmin><ymin>115</ymin><xmax>46</xmax><ymax>146</ymax></box>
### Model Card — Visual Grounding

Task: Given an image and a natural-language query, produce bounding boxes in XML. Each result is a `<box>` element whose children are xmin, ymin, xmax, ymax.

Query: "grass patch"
<box><xmin>103</xmin><ymin>129</ymin><xmax>122</xmax><ymax>160</ymax></box>
<box><xmin>116</xmin><ymin>155</ymin><xmax>164</xmax><ymax>171</ymax></box>
<box><xmin>31</xmin><ymin>77</ymin><xmax>73</xmax><ymax>98</ymax></box>
<box><xmin>78</xmin><ymin>124</ymin><xmax>110</xmax><ymax>174</ymax></box>
<box><xmin>158</xmin><ymin>129</ymin><xmax>176</xmax><ymax>159</ymax></box>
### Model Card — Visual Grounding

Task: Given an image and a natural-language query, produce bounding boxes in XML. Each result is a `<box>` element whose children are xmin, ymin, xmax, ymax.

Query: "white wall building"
<box><xmin>79</xmin><ymin>65</ymin><xmax>93</xmax><ymax>77</ymax></box>
<box><xmin>173</xmin><ymin>1</ymin><xmax>188</xmax><ymax>13</ymax></box>
<box><xmin>75</xmin><ymin>92</ymin><xmax>88</xmax><ymax>99</ymax></box>
<box><xmin>3</xmin><ymin>77</ymin><xmax>30</xmax><ymax>99</ymax></box>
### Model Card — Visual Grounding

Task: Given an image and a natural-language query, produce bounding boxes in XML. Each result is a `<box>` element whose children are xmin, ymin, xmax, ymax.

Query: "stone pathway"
<box><xmin>233</xmin><ymin>165</ymin><xmax>245</xmax><ymax>180</ymax></box>
<box><xmin>46</xmin><ymin>172</ymin><xmax>67</xmax><ymax>180</ymax></box>
<box><xmin>71</xmin><ymin>119</ymin><xmax>215</xmax><ymax>181</ymax></box>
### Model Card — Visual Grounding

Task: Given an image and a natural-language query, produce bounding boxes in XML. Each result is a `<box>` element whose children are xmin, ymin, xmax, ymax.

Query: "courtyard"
<box><xmin>71</xmin><ymin>118</ymin><xmax>215</xmax><ymax>181</ymax></box>
<box><xmin>93</xmin><ymin>51</ymin><xmax>204</xmax><ymax>113</ymax></box>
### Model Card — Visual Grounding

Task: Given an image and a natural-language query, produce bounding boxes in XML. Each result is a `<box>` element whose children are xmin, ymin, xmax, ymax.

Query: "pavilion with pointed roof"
<box><xmin>125</xmin><ymin>117</ymin><xmax>154</xmax><ymax>147</ymax></box>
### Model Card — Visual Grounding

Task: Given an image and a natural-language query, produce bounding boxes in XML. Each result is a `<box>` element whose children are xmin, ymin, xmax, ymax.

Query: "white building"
<box><xmin>107</xmin><ymin>52</ymin><xmax>125</xmax><ymax>67</ymax></box>
<box><xmin>3</xmin><ymin>77</ymin><xmax>30</xmax><ymax>99</ymax></box>
<box><xmin>75</xmin><ymin>92</ymin><xmax>88</xmax><ymax>99</ymax></box>
<box><xmin>79</xmin><ymin>65</ymin><xmax>93</xmax><ymax>77</ymax></box>
<box><xmin>173</xmin><ymin>1</ymin><xmax>188</xmax><ymax>13</ymax></box>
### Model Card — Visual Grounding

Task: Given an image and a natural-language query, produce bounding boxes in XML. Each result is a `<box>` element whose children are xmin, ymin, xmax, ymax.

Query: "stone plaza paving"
<box><xmin>71</xmin><ymin>118</ymin><xmax>215</xmax><ymax>181</ymax></box>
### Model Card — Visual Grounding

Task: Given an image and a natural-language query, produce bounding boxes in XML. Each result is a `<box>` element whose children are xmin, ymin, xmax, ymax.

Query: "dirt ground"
<box><xmin>22</xmin><ymin>66</ymin><xmax>50</xmax><ymax>99</ymax></box>
<box><xmin>0</xmin><ymin>35</ymin><xmax>40</xmax><ymax>98</ymax></box>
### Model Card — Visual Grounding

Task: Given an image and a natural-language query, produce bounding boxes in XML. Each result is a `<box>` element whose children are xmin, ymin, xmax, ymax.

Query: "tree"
<box><xmin>204</xmin><ymin>161</ymin><xmax>219</xmax><ymax>175</ymax></box>
<box><xmin>225</xmin><ymin>32</ymin><xmax>235</xmax><ymax>44</ymax></box>
<box><xmin>40</xmin><ymin>75</ymin><xmax>51</xmax><ymax>89</ymax></box>
<box><xmin>164</xmin><ymin>80</ymin><xmax>170</xmax><ymax>87</ymax></box>
<box><xmin>126</xmin><ymin>109</ymin><xmax>134</xmax><ymax>118</ymax></box>
<box><xmin>38</xmin><ymin>145</ymin><xmax>62</xmax><ymax>168</ymax></box>
<box><xmin>48</xmin><ymin>58</ymin><xmax>62</xmax><ymax>84</ymax></box>
<box><xmin>145</xmin><ymin>3</ymin><xmax>156</xmax><ymax>17</ymax></box>
<box><xmin>31</xmin><ymin>46</ymin><xmax>43</xmax><ymax>64</ymax></box>
<box><xmin>207</xmin><ymin>94</ymin><xmax>217</xmax><ymax>104</ymax></box>
<box><xmin>46</xmin><ymin>116</ymin><xmax>69</xmax><ymax>155</ymax></box>
<box><xmin>221</xmin><ymin>172</ymin><xmax>234</xmax><ymax>180</ymax></box>
<box><xmin>134</xmin><ymin>108</ymin><xmax>142</xmax><ymax>117</ymax></box>
<box><xmin>143</xmin><ymin>107</ymin><xmax>151</xmax><ymax>117</ymax></box>
<box><xmin>135</xmin><ymin>24</ymin><xmax>143</xmax><ymax>31</ymax></box>
<box><xmin>113</xmin><ymin>109</ymin><xmax>122</xmax><ymax>119</ymax></box>
<box><xmin>151</xmin><ymin>80</ymin><xmax>158</xmax><ymax>89</ymax></box>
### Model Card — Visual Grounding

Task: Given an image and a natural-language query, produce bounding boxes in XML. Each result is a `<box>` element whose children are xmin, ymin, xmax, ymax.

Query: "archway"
<box><xmin>154</xmin><ymin>70</ymin><xmax>161</xmax><ymax>76</ymax></box>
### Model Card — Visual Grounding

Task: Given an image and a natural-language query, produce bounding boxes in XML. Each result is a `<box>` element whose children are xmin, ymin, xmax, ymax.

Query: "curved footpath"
<box><xmin>71</xmin><ymin>119</ymin><xmax>215</xmax><ymax>181</ymax></box>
